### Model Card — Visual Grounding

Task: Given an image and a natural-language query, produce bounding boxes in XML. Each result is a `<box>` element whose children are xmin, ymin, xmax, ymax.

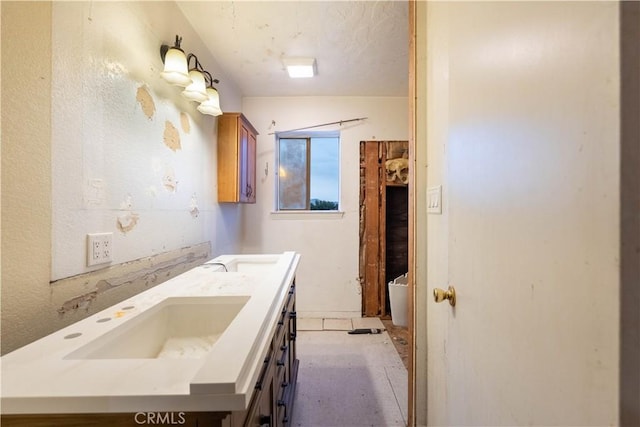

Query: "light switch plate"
<box><xmin>427</xmin><ymin>186</ymin><xmax>442</xmax><ymax>214</ymax></box>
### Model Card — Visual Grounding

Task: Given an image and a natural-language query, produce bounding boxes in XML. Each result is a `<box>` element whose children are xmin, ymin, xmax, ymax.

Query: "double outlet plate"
<box><xmin>87</xmin><ymin>232</ymin><xmax>113</xmax><ymax>266</ymax></box>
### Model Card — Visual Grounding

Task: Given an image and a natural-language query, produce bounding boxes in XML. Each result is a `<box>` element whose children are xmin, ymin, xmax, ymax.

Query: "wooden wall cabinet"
<box><xmin>217</xmin><ymin>113</ymin><xmax>258</xmax><ymax>203</ymax></box>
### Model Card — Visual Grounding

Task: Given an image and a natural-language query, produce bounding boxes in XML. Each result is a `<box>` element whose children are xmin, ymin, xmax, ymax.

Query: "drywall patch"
<box><xmin>136</xmin><ymin>85</ymin><xmax>156</xmax><ymax>120</ymax></box>
<box><xmin>58</xmin><ymin>292</ymin><xmax>98</xmax><ymax>316</ymax></box>
<box><xmin>84</xmin><ymin>179</ymin><xmax>105</xmax><ymax>207</ymax></box>
<box><xmin>147</xmin><ymin>185</ymin><xmax>158</xmax><ymax>198</ymax></box>
<box><xmin>189</xmin><ymin>193</ymin><xmax>199</xmax><ymax>218</ymax></box>
<box><xmin>117</xmin><ymin>212</ymin><xmax>139</xmax><ymax>233</ymax></box>
<box><xmin>162</xmin><ymin>165</ymin><xmax>178</xmax><ymax>193</ymax></box>
<box><xmin>163</xmin><ymin>120</ymin><xmax>181</xmax><ymax>151</ymax></box>
<box><xmin>180</xmin><ymin>112</ymin><xmax>191</xmax><ymax>134</ymax></box>
<box><xmin>116</xmin><ymin>194</ymin><xmax>140</xmax><ymax>234</ymax></box>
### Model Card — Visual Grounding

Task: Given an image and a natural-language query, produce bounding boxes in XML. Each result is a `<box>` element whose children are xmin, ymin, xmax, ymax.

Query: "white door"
<box><xmin>420</xmin><ymin>2</ymin><xmax>620</xmax><ymax>425</ymax></box>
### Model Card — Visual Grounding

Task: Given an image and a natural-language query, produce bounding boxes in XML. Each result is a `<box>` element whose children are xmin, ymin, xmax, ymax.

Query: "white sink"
<box><xmin>65</xmin><ymin>296</ymin><xmax>250</xmax><ymax>360</ymax></box>
<box><xmin>205</xmin><ymin>254</ymin><xmax>281</xmax><ymax>273</ymax></box>
<box><xmin>1</xmin><ymin>252</ymin><xmax>300</xmax><ymax>414</ymax></box>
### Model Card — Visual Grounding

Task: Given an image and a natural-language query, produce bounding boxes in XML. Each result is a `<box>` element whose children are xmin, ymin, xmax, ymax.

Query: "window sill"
<box><xmin>270</xmin><ymin>211</ymin><xmax>345</xmax><ymax>220</ymax></box>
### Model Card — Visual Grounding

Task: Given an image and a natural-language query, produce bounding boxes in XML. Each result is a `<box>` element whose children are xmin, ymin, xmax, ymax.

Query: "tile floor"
<box><xmin>291</xmin><ymin>318</ymin><xmax>408</xmax><ymax>427</ymax></box>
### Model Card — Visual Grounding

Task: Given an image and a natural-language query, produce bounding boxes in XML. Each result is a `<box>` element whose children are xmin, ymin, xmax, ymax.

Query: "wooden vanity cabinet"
<box><xmin>217</xmin><ymin>113</ymin><xmax>258</xmax><ymax>204</ymax></box>
<box><xmin>232</xmin><ymin>280</ymin><xmax>298</xmax><ymax>427</ymax></box>
<box><xmin>242</xmin><ymin>350</ymin><xmax>276</xmax><ymax>427</ymax></box>
<box><xmin>274</xmin><ymin>284</ymin><xmax>298</xmax><ymax>427</ymax></box>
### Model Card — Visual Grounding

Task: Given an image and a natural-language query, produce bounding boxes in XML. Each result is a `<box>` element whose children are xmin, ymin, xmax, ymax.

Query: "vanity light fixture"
<box><xmin>283</xmin><ymin>57</ymin><xmax>317</xmax><ymax>78</ymax></box>
<box><xmin>197</xmin><ymin>71</ymin><xmax>223</xmax><ymax>116</ymax></box>
<box><xmin>160</xmin><ymin>35</ymin><xmax>223</xmax><ymax>115</ymax></box>
<box><xmin>160</xmin><ymin>35</ymin><xmax>191</xmax><ymax>87</ymax></box>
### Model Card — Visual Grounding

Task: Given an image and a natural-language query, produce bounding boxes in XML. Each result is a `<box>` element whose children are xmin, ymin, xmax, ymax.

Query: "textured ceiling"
<box><xmin>177</xmin><ymin>1</ymin><xmax>409</xmax><ymax>97</ymax></box>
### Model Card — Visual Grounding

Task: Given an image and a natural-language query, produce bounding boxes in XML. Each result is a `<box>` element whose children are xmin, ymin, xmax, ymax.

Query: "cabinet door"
<box><xmin>239</xmin><ymin>125</ymin><xmax>250</xmax><ymax>203</ymax></box>
<box><xmin>245</xmin><ymin>130</ymin><xmax>257</xmax><ymax>203</ymax></box>
<box><xmin>217</xmin><ymin>113</ymin><xmax>258</xmax><ymax>204</ymax></box>
<box><xmin>244</xmin><ymin>385</ymin><xmax>273</xmax><ymax>427</ymax></box>
<box><xmin>238</xmin><ymin>124</ymin><xmax>256</xmax><ymax>204</ymax></box>
<box><xmin>245</xmin><ymin>350</ymin><xmax>275</xmax><ymax>427</ymax></box>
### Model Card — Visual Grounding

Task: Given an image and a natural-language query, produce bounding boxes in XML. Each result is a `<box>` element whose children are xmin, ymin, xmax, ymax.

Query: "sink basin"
<box><xmin>206</xmin><ymin>254</ymin><xmax>281</xmax><ymax>273</ymax></box>
<box><xmin>66</xmin><ymin>296</ymin><xmax>250</xmax><ymax>360</ymax></box>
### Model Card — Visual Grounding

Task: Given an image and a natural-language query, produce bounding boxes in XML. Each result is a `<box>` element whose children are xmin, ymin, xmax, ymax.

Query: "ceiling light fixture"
<box><xmin>160</xmin><ymin>35</ymin><xmax>223</xmax><ymax>116</ymax></box>
<box><xmin>283</xmin><ymin>57</ymin><xmax>317</xmax><ymax>78</ymax></box>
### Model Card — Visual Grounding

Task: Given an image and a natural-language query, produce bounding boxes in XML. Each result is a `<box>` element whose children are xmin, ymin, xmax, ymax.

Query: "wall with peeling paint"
<box><xmin>51</xmin><ymin>2</ymin><xmax>243</xmax><ymax>280</ymax></box>
<box><xmin>242</xmin><ymin>97</ymin><xmax>409</xmax><ymax>318</ymax></box>
<box><xmin>1</xmin><ymin>2</ymin><xmax>244</xmax><ymax>354</ymax></box>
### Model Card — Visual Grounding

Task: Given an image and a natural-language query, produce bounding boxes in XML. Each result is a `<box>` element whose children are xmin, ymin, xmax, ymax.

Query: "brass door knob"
<box><xmin>433</xmin><ymin>286</ymin><xmax>456</xmax><ymax>306</ymax></box>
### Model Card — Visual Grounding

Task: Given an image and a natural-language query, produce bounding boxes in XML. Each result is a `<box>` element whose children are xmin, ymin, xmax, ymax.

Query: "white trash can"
<box><xmin>388</xmin><ymin>273</ymin><xmax>408</xmax><ymax>327</ymax></box>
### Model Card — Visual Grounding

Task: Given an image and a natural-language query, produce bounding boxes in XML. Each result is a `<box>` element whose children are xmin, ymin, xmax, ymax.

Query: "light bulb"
<box><xmin>182</xmin><ymin>70</ymin><xmax>208</xmax><ymax>102</ymax></box>
<box><xmin>197</xmin><ymin>87</ymin><xmax>223</xmax><ymax>116</ymax></box>
<box><xmin>160</xmin><ymin>47</ymin><xmax>191</xmax><ymax>87</ymax></box>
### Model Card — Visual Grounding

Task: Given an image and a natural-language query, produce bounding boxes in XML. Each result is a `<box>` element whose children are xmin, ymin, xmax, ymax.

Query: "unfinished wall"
<box><xmin>242</xmin><ymin>97</ymin><xmax>408</xmax><ymax>318</ymax></box>
<box><xmin>1</xmin><ymin>1</ymin><xmax>244</xmax><ymax>354</ymax></box>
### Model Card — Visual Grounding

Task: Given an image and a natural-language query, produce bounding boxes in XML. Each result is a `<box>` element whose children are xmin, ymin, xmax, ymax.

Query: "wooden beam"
<box><xmin>363</xmin><ymin>142</ymin><xmax>382</xmax><ymax>316</ymax></box>
<box><xmin>379</xmin><ymin>142</ymin><xmax>387</xmax><ymax>316</ymax></box>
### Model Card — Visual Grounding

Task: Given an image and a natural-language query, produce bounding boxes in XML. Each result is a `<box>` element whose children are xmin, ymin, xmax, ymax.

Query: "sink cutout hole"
<box><xmin>121</xmin><ymin>306</ymin><xmax>135</xmax><ymax>311</ymax></box>
<box><xmin>97</xmin><ymin>318</ymin><xmax>111</xmax><ymax>323</ymax></box>
<box><xmin>64</xmin><ymin>333</ymin><xmax>82</xmax><ymax>339</ymax></box>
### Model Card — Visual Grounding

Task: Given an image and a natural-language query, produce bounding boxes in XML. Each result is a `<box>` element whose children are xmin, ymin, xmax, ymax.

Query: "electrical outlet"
<box><xmin>87</xmin><ymin>233</ymin><xmax>113</xmax><ymax>266</ymax></box>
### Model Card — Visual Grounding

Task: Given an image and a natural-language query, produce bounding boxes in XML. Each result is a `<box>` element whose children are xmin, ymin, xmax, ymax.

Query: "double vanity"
<box><xmin>1</xmin><ymin>252</ymin><xmax>300</xmax><ymax>427</ymax></box>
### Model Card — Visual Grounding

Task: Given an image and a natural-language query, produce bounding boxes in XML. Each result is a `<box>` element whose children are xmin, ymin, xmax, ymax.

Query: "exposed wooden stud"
<box><xmin>363</xmin><ymin>141</ymin><xmax>382</xmax><ymax>316</ymax></box>
<box><xmin>360</xmin><ymin>141</ymin><xmax>408</xmax><ymax>319</ymax></box>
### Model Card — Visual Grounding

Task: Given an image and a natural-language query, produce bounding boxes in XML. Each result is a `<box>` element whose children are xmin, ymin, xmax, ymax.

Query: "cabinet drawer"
<box><xmin>276</xmin><ymin>382</ymin><xmax>290</xmax><ymax>426</ymax></box>
<box><xmin>274</xmin><ymin>307</ymin><xmax>288</xmax><ymax>347</ymax></box>
<box><xmin>275</xmin><ymin>333</ymin><xmax>290</xmax><ymax>383</ymax></box>
<box><xmin>255</xmin><ymin>351</ymin><xmax>273</xmax><ymax>392</ymax></box>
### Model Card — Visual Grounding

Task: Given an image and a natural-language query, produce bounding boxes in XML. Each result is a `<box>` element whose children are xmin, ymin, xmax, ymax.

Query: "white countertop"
<box><xmin>1</xmin><ymin>252</ymin><xmax>300</xmax><ymax>414</ymax></box>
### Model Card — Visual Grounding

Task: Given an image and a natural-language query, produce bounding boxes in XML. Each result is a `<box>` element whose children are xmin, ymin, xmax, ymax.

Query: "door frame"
<box><xmin>620</xmin><ymin>2</ymin><xmax>640</xmax><ymax>425</ymax></box>
<box><xmin>407</xmin><ymin>1</ymin><xmax>420</xmax><ymax>425</ymax></box>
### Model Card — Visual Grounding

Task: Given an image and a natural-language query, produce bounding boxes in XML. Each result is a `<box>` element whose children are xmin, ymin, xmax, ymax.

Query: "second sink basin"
<box><xmin>206</xmin><ymin>254</ymin><xmax>281</xmax><ymax>273</ymax></box>
<box><xmin>66</xmin><ymin>296</ymin><xmax>250</xmax><ymax>360</ymax></box>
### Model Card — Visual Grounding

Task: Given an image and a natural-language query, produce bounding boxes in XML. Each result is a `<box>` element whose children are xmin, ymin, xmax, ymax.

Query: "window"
<box><xmin>276</xmin><ymin>133</ymin><xmax>340</xmax><ymax>211</ymax></box>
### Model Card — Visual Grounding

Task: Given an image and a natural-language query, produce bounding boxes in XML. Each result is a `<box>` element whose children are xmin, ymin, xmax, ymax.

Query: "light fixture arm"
<box><xmin>202</xmin><ymin>70</ymin><xmax>220</xmax><ymax>88</ymax></box>
<box><xmin>159</xmin><ymin>35</ymin><xmax>183</xmax><ymax>63</ymax></box>
<box><xmin>186</xmin><ymin>53</ymin><xmax>203</xmax><ymax>71</ymax></box>
<box><xmin>185</xmin><ymin>55</ymin><xmax>221</xmax><ymax>88</ymax></box>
